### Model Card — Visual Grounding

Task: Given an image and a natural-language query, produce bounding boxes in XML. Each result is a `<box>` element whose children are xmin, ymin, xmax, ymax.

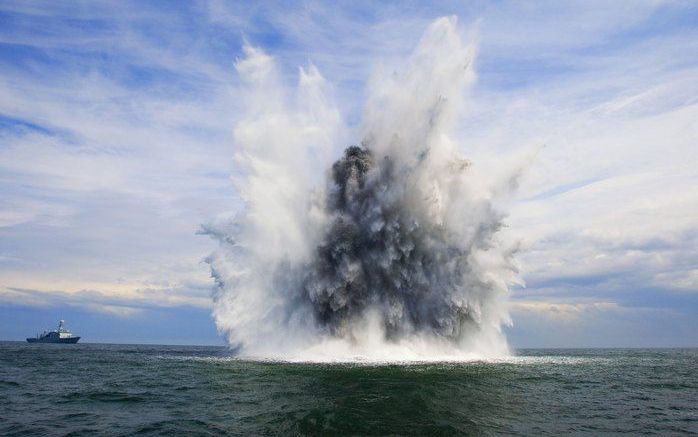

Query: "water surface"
<box><xmin>1</xmin><ymin>343</ymin><xmax>696</xmax><ymax>435</ymax></box>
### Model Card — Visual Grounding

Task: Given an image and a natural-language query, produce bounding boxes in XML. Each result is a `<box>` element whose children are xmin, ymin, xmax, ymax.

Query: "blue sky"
<box><xmin>0</xmin><ymin>0</ymin><xmax>696</xmax><ymax>347</ymax></box>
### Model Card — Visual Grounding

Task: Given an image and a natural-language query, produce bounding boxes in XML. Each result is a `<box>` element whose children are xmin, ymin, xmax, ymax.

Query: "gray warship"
<box><xmin>27</xmin><ymin>320</ymin><xmax>80</xmax><ymax>344</ymax></box>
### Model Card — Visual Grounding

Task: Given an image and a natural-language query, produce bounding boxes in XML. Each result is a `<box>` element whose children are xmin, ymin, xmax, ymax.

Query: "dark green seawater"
<box><xmin>0</xmin><ymin>343</ymin><xmax>696</xmax><ymax>435</ymax></box>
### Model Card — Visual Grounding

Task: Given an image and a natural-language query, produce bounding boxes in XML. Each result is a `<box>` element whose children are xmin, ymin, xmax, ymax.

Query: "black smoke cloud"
<box><xmin>301</xmin><ymin>144</ymin><xmax>503</xmax><ymax>341</ymax></box>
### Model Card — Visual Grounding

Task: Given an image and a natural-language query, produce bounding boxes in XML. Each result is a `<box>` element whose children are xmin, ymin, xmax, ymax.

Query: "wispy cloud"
<box><xmin>0</xmin><ymin>0</ymin><xmax>696</xmax><ymax>345</ymax></box>
<box><xmin>2</xmin><ymin>282</ymin><xmax>212</xmax><ymax>318</ymax></box>
<box><xmin>510</xmin><ymin>299</ymin><xmax>621</xmax><ymax>322</ymax></box>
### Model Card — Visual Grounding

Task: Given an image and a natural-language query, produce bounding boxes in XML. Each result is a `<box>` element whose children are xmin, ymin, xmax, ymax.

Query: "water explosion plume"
<box><xmin>204</xmin><ymin>17</ymin><xmax>521</xmax><ymax>361</ymax></box>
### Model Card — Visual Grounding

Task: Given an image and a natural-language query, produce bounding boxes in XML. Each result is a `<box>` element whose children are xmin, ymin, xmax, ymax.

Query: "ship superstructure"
<box><xmin>27</xmin><ymin>320</ymin><xmax>80</xmax><ymax>344</ymax></box>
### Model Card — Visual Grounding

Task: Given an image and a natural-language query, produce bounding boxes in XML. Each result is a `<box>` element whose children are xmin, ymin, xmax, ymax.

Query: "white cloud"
<box><xmin>1</xmin><ymin>282</ymin><xmax>212</xmax><ymax>318</ymax></box>
<box><xmin>510</xmin><ymin>299</ymin><xmax>620</xmax><ymax>321</ymax></box>
<box><xmin>0</xmin><ymin>1</ymin><xmax>696</xmax><ymax>344</ymax></box>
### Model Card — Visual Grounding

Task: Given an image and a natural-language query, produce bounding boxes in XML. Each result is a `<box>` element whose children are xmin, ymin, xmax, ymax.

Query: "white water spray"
<box><xmin>204</xmin><ymin>17</ymin><xmax>521</xmax><ymax>362</ymax></box>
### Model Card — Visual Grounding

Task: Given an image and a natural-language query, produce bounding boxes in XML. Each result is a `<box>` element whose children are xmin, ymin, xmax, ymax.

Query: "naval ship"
<box><xmin>26</xmin><ymin>320</ymin><xmax>80</xmax><ymax>344</ymax></box>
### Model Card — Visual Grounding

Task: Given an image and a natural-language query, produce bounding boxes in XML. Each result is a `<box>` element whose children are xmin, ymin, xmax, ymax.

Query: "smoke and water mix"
<box><xmin>204</xmin><ymin>17</ymin><xmax>522</xmax><ymax>361</ymax></box>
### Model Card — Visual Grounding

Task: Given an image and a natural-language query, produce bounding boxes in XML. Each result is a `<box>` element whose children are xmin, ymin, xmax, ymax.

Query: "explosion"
<box><xmin>204</xmin><ymin>17</ymin><xmax>521</xmax><ymax>361</ymax></box>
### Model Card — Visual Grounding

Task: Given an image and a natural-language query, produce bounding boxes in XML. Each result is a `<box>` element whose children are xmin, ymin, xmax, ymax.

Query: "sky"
<box><xmin>0</xmin><ymin>0</ymin><xmax>696</xmax><ymax>347</ymax></box>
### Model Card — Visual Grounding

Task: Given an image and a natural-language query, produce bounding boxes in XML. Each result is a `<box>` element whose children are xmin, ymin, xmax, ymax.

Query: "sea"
<box><xmin>0</xmin><ymin>342</ymin><xmax>696</xmax><ymax>435</ymax></box>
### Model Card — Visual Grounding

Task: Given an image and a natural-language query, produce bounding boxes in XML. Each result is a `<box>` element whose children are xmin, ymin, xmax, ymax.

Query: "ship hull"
<box><xmin>26</xmin><ymin>337</ymin><xmax>80</xmax><ymax>344</ymax></box>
